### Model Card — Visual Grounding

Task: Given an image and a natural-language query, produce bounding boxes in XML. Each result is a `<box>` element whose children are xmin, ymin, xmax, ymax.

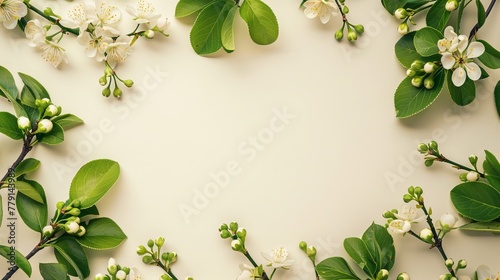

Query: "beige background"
<box><xmin>1</xmin><ymin>0</ymin><xmax>500</xmax><ymax>279</ymax></box>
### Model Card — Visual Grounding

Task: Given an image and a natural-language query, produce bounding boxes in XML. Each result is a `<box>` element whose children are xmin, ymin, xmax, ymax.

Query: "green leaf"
<box><xmin>221</xmin><ymin>6</ymin><xmax>237</xmax><ymax>52</ymax></box>
<box><xmin>494</xmin><ymin>81</ymin><xmax>500</xmax><ymax>118</ymax></box>
<box><xmin>381</xmin><ymin>0</ymin><xmax>407</xmax><ymax>14</ymax></box>
<box><xmin>460</xmin><ymin>221</ymin><xmax>500</xmax><ymax>233</ymax></box>
<box><xmin>15</xmin><ymin>158</ymin><xmax>41</xmax><ymax>178</ymax></box>
<box><xmin>15</xmin><ymin>180</ymin><xmax>44</xmax><ymax>204</ymax></box>
<box><xmin>446</xmin><ymin>73</ymin><xmax>476</xmax><ymax>106</ymax></box>
<box><xmin>38</xmin><ymin>122</ymin><xmax>64</xmax><ymax>145</ymax></box>
<box><xmin>394</xmin><ymin>70</ymin><xmax>445</xmax><ymax>118</ymax></box>
<box><xmin>0</xmin><ymin>111</ymin><xmax>23</xmax><ymax>140</ymax></box>
<box><xmin>0</xmin><ymin>65</ymin><xmax>18</xmax><ymax>99</ymax></box>
<box><xmin>190</xmin><ymin>0</ymin><xmax>234</xmax><ymax>55</ymax></box>
<box><xmin>477</xmin><ymin>40</ymin><xmax>500</xmax><ymax>69</ymax></box>
<box><xmin>16</xmin><ymin>179</ymin><xmax>47</xmax><ymax>233</ymax></box>
<box><xmin>52</xmin><ymin>237</ymin><xmax>90</xmax><ymax>279</ymax></box>
<box><xmin>395</xmin><ymin>32</ymin><xmax>423</xmax><ymax>68</ymax></box>
<box><xmin>40</xmin><ymin>263</ymin><xmax>70</xmax><ymax>280</ymax></box>
<box><xmin>0</xmin><ymin>245</ymin><xmax>32</xmax><ymax>277</ymax></box>
<box><xmin>361</xmin><ymin>223</ymin><xmax>395</xmax><ymax>271</ymax></box>
<box><xmin>18</xmin><ymin>72</ymin><xmax>50</xmax><ymax>100</ymax></box>
<box><xmin>414</xmin><ymin>26</ymin><xmax>442</xmax><ymax>57</ymax></box>
<box><xmin>476</xmin><ymin>0</ymin><xmax>486</xmax><ymax>29</ymax></box>
<box><xmin>425</xmin><ymin>0</ymin><xmax>451</xmax><ymax>32</ymax></box>
<box><xmin>483</xmin><ymin>150</ymin><xmax>500</xmax><ymax>191</ymax></box>
<box><xmin>451</xmin><ymin>181</ymin><xmax>500</xmax><ymax>222</ymax></box>
<box><xmin>175</xmin><ymin>0</ymin><xmax>216</xmax><ymax>17</ymax></box>
<box><xmin>343</xmin><ymin>237</ymin><xmax>377</xmax><ymax>277</ymax></box>
<box><xmin>69</xmin><ymin>159</ymin><xmax>120</xmax><ymax>209</ymax></box>
<box><xmin>79</xmin><ymin>205</ymin><xmax>99</xmax><ymax>218</ymax></box>
<box><xmin>51</xmin><ymin>114</ymin><xmax>84</xmax><ymax>130</ymax></box>
<box><xmin>1</xmin><ymin>88</ymin><xmax>28</xmax><ymax>118</ymax></box>
<box><xmin>316</xmin><ymin>256</ymin><xmax>361</xmax><ymax>280</ymax></box>
<box><xmin>239</xmin><ymin>0</ymin><xmax>279</xmax><ymax>45</ymax></box>
<box><xmin>405</xmin><ymin>0</ymin><xmax>433</xmax><ymax>9</ymax></box>
<box><xmin>77</xmin><ymin>217</ymin><xmax>127</xmax><ymax>250</ymax></box>
<box><xmin>20</xmin><ymin>86</ymin><xmax>36</xmax><ymax>108</ymax></box>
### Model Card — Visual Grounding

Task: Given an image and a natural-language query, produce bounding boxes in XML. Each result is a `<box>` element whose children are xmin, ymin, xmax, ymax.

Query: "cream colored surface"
<box><xmin>1</xmin><ymin>0</ymin><xmax>500</xmax><ymax>279</ymax></box>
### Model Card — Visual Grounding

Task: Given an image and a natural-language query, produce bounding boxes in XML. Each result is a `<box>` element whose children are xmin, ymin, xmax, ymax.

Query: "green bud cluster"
<box><xmin>93</xmin><ymin>258</ymin><xmax>131</xmax><ymax>280</ymax></box>
<box><xmin>219</xmin><ymin>222</ymin><xmax>248</xmax><ymax>253</ymax></box>
<box><xmin>298</xmin><ymin>241</ymin><xmax>317</xmax><ymax>263</ymax></box>
<box><xmin>417</xmin><ymin>141</ymin><xmax>441</xmax><ymax>167</ymax></box>
<box><xmin>47</xmin><ymin>200</ymin><xmax>86</xmax><ymax>237</ymax></box>
<box><xmin>137</xmin><ymin>236</ymin><xmax>180</xmax><ymax>276</ymax></box>
<box><xmin>333</xmin><ymin>2</ymin><xmax>363</xmax><ymax>43</ymax></box>
<box><xmin>20</xmin><ymin>98</ymin><xmax>64</xmax><ymax>135</ymax></box>
<box><xmin>100</xmin><ymin>63</ymin><xmax>134</xmax><ymax>98</ymax></box>
<box><xmin>404</xmin><ymin>186</ymin><xmax>424</xmax><ymax>205</ymax></box>
<box><xmin>407</xmin><ymin>60</ymin><xmax>441</xmax><ymax>89</ymax></box>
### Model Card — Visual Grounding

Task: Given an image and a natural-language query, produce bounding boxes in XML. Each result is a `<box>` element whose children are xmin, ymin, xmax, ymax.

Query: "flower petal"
<box><xmin>441</xmin><ymin>53</ymin><xmax>456</xmax><ymax>69</ymax></box>
<box><xmin>467</xmin><ymin>41</ymin><xmax>485</xmax><ymax>58</ymax></box>
<box><xmin>443</xmin><ymin>26</ymin><xmax>456</xmax><ymax>40</ymax></box>
<box><xmin>476</xmin><ymin>265</ymin><xmax>493</xmax><ymax>280</ymax></box>
<box><xmin>452</xmin><ymin>67</ymin><xmax>466</xmax><ymax>87</ymax></box>
<box><xmin>465</xmin><ymin>62</ymin><xmax>481</xmax><ymax>81</ymax></box>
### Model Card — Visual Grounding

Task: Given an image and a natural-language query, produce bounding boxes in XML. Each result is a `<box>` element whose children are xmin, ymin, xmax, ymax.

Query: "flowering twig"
<box><xmin>469</xmin><ymin>0</ymin><xmax>497</xmax><ymax>39</ymax></box>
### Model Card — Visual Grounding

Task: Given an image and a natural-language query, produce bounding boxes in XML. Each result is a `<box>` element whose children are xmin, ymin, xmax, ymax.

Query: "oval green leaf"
<box><xmin>446</xmin><ymin>72</ymin><xmax>476</xmax><ymax>106</ymax></box>
<box><xmin>460</xmin><ymin>221</ymin><xmax>500</xmax><ymax>233</ymax></box>
<box><xmin>53</xmin><ymin>237</ymin><xmax>90</xmax><ymax>279</ymax></box>
<box><xmin>451</xmin><ymin>181</ymin><xmax>500</xmax><ymax>222</ymax></box>
<box><xmin>16</xmin><ymin>179</ymin><xmax>47</xmax><ymax>233</ymax></box>
<box><xmin>362</xmin><ymin>223</ymin><xmax>395</xmax><ymax>271</ymax></box>
<box><xmin>40</xmin><ymin>263</ymin><xmax>70</xmax><ymax>280</ymax></box>
<box><xmin>483</xmin><ymin>150</ymin><xmax>500</xmax><ymax>192</ymax></box>
<box><xmin>77</xmin><ymin>217</ymin><xmax>127</xmax><ymax>250</ymax></box>
<box><xmin>0</xmin><ymin>111</ymin><xmax>23</xmax><ymax>140</ymax></box>
<box><xmin>15</xmin><ymin>158</ymin><xmax>41</xmax><ymax>178</ymax></box>
<box><xmin>414</xmin><ymin>26</ymin><xmax>442</xmax><ymax>57</ymax></box>
<box><xmin>18</xmin><ymin>72</ymin><xmax>50</xmax><ymax>100</ymax></box>
<box><xmin>0</xmin><ymin>65</ymin><xmax>18</xmax><ymax>99</ymax></box>
<box><xmin>221</xmin><ymin>5</ymin><xmax>237</xmax><ymax>53</ymax></box>
<box><xmin>316</xmin><ymin>256</ymin><xmax>361</xmax><ymax>280</ymax></box>
<box><xmin>51</xmin><ymin>114</ymin><xmax>84</xmax><ymax>130</ymax></box>
<box><xmin>0</xmin><ymin>245</ymin><xmax>32</xmax><ymax>277</ymax></box>
<box><xmin>425</xmin><ymin>0</ymin><xmax>451</xmax><ymax>32</ymax></box>
<box><xmin>343</xmin><ymin>237</ymin><xmax>377</xmax><ymax>278</ymax></box>
<box><xmin>16</xmin><ymin>180</ymin><xmax>44</xmax><ymax>204</ymax></box>
<box><xmin>494</xmin><ymin>80</ymin><xmax>500</xmax><ymax>118</ymax></box>
<box><xmin>381</xmin><ymin>0</ymin><xmax>407</xmax><ymax>14</ymax></box>
<box><xmin>477</xmin><ymin>40</ymin><xmax>500</xmax><ymax>69</ymax></box>
<box><xmin>175</xmin><ymin>0</ymin><xmax>216</xmax><ymax>18</ymax></box>
<box><xmin>239</xmin><ymin>0</ymin><xmax>279</xmax><ymax>45</ymax></box>
<box><xmin>69</xmin><ymin>159</ymin><xmax>120</xmax><ymax>209</ymax></box>
<box><xmin>394</xmin><ymin>70</ymin><xmax>445</xmax><ymax>118</ymax></box>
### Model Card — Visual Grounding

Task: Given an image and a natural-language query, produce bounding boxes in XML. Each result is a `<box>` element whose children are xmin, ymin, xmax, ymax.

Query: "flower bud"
<box><xmin>144</xmin><ymin>29</ymin><xmax>155</xmax><ymax>39</ymax></box>
<box><xmin>77</xmin><ymin>225</ymin><xmax>86</xmax><ymax>237</ymax></box>
<box><xmin>56</xmin><ymin>201</ymin><xmax>65</xmax><ymax>211</ymax></box>
<box><xmin>411</xmin><ymin>76</ymin><xmax>423</xmax><ymax>87</ymax></box>
<box><xmin>44</xmin><ymin>104</ymin><xmax>59</xmax><ymax>117</ymax></box>
<box><xmin>414</xmin><ymin>186</ymin><xmax>423</xmax><ymax>196</ymax></box>
<box><xmin>419</xmin><ymin>228</ymin><xmax>433</xmax><ymax>243</ymax></box>
<box><xmin>457</xmin><ymin>259</ymin><xmax>467</xmax><ymax>269</ymax></box>
<box><xmin>121</xmin><ymin>267</ymin><xmax>130</xmax><ymax>275</ymax></box>
<box><xmin>411</xmin><ymin>60</ymin><xmax>425</xmax><ymax>71</ymax></box>
<box><xmin>185</xmin><ymin>277</ymin><xmax>194</xmax><ymax>280</ymax></box>
<box><xmin>424</xmin><ymin>159</ymin><xmax>434</xmax><ymax>167</ymax></box>
<box><xmin>403</xmin><ymin>194</ymin><xmax>413</xmax><ymax>203</ymax></box>
<box><xmin>342</xmin><ymin>5</ymin><xmax>349</xmax><ymax>14</ymax></box>
<box><xmin>113</xmin><ymin>87</ymin><xmax>122</xmax><ymax>98</ymax></box>
<box><xmin>353</xmin><ymin>24</ymin><xmax>364</xmax><ymax>34</ymax></box>
<box><xmin>102</xmin><ymin>87</ymin><xmax>111</xmax><ymax>97</ymax></box>
<box><xmin>219</xmin><ymin>223</ymin><xmax>229</xmax><ymax>231</ymax></box>
<box><xmin>155</xmin><ymin>237</ymin><xmax>165</xmax><ymax>247</ymax></box>
<box><xmin>116</xmin><ymin>270</ymin><xmax>126</xmax><ymax>280</ymax></box>
<box><xmin>424</xmin><ymin>62</ymin><xmax>438</xmax><ymax>73</ymax></box>
<box><xmin>445</xmin><ymin>258</ymin><xmax>454</xmax><ymax>268</ymax></box>
<box><xmin>147</xmin><ymin>239</ymin><xmax>155</xmax><ymax>248</ymax></box>
<box><xmin>137</xmin><ymin>245</ymin><xmax>148</xmax><ymax>255</ymax></box>
<box><xmin>334</xmin><ymin>29</ymin><xmax>344</xmax><ymax>40</ymax></box>
<box><xmin>440</xmin><ymin>213</ymin><xmax>457</xmax><ymax>229</ymax></box>
<box><xmin>42</xmin><ymin>225</ymin><xmax>54</xmax><ymax>237</ymax></box>
<box><xmin>299</xmin><ymin>241</ymin><xmax>307</xmax><ymax>251</ymax></box>
<box><xmin>17</xmin><ymin>116</ymin><xmax>31</xmax><ymax>132</ymax></box>
<box><xmin>142</xmin><ymin>255</ymin><xmax>153</xmax><ymax>264</ymax></box>
<box><xmin>36</xmin><ymin>119</ymin><xmax>53</xmax><ymax>133</ymax></box>
<box><xmin>229</xmin><ymin>221</ymin><xmax>239</xmax><ymax>232</ymax></box>
<box><xmin>466</xmin><ymin>171</ymin><xmax>479</xmax><ymax>182</ymax></box>
<box><xmin>428</xmin><ymin>140</ymin><xmax>438</xmax><ymax>150</ymax></box>
<box><xmin>107</xmin><ymin>258</ymin><xmax>118</xmax><ymax>275</ymax></box>
<box><xmin>417</xmin><ymin>143</ymin><xmax>428</xmax><ymax>153</ymax></box>
<box><xmin>67</xmin><ymin>208</ymin><xmax>81</xmax><ymax>216</ymax></box>
<box><xmin>445</xmin><ymin>0</ymin><xmax>458</xmax><ymax>11</ymax></box>
<box><xmin>394</xmin><ymin>8</ymin><xmax>408</xmax><ymax>19</ymax></box>
<box><xmin>398</xmin><ymin>22</ymin><xmax>409</xmax><ymax>35</ymax></box>
<box><xmin>382</xmin><ymin>210</ymin><xmax>396</xmax><ymax>219</ymax></box>
<box><xmin>459</xmin><ymin>172</ymin><xmax>468</xmax><ymax>181</ymax></box>
<box><xmin>236</xmin><ymin>228</ymin><xmax>247</xmax><ymax>241</ymax></box>
<box><xmin>168</xmin><ymin>252</ymin><xmax>177</xmax><ymax>263</ymax></box>
<box><xmin>347</xmin><ymin>29</ymin><xmax>357</xmax><ymax>42</ymax></box>
<box><xmin>123</xmin><ymin>79</ymin><xmax>134</xmax><ymax>88</ymax></box>
<box><xmin>43</xmin><ymin>7</ymin><xmax>60</xmax><ymax>19</ymax></box>
<box><xmin>160</xmin><ymin>274</ymin><xmax>173</xmax><ymax>280</ymax></box>
<box><xmin>406</xmin><ymin>69</ymin><xmax>416</xmax><ymax>77</ymax></box>
<box><xmin>407</xmin><ymin>186</ymin><xmax>415</xmax><ymax>195</ymax></box>
<box><xmin>220</xmin><ymin>229</ymin><xmax>231</xmax><ymax>239</ymax></box>
<box><xmin>231</xmin><ymin>239</ymin><xmax>243</xmax><ymax>252</ymax></box>
<box><xmin>65</xmin><ymin>221</ymin><xmax>80</xmax><ymax>234</ymax></box>
<box><xmin>94</xmin><ymin>273</ymin><xmax>106</xmax><ymax>280</ymax></box>
<box><xmin>99</xmin><ymin>75</ymin><xmax>108</xmax><ymax>86</ymax></box>
<box><xmin>397</xmin><ymin>272</ymin><xmax>410</xmax><ymax>280</ymax></box>
<box><xmin>376</xmin><ymin>269</ymin><xmax>389</xmax><ymax>280</ymax></box>
<box><xmin>424</xmin><ymin>77</ymin><xmax>435</xmax><ymax>89</ymax></box>
<box><xmin>306</xmin><ymin>245</ymin><xmax>317</xmax><ymax>259</ymax></box>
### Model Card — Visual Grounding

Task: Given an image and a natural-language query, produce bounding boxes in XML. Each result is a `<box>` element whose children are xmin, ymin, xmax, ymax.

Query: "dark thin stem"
<box><xmin>2</xmin><ymin>238</ymin><xmax>48</xmax><ymax>280</ymax></box>
<box><xmin>244</xmin><ymin>251</ymin><xmax>269</xmax><ymax>280</ymax></box>
<box><xmin>0</xmin><ymin>134</ymin><xmax>34</xmax><ymax>184</ymax></box>
<box><xmin>23</xmin><ymin>2</ymin><xmax>79</xmax><ymax>36</ymax></box>
<box><xmin>333</xmin><ymin>0</ymin><xmax>348</xmax><ymax>23</ymax></box>
<box><xmin>469</xmin><ymin>0</ymin><xmax>497</xmax><ymax>39</ymax></box>
<box><xmin>436</xmin><ymin>154</ymin><xmax>485</xmax><ymax>177</ymax></box>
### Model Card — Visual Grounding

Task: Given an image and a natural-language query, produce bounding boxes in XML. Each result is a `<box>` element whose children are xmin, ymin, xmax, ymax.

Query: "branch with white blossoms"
<box><xmin>299</xmin><ymin>0</ymin><xmax>364</xmax><ymax>42</ymax></box>
<box><xmin>1</xmin><ymin>0</ymin><xmax>169</xmax><ymax>98</ymax></box>
<box><xmin>381</xmin><ymin>0</ymin><xmax>500</xmax><ymax>118</ymax></box>
<box><xmin>94</xmin><ymin>258</ymin><xmax>142</xmax><ymax>280</ymax></box>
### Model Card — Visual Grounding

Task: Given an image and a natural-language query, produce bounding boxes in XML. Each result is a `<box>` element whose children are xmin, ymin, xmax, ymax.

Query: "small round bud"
<box><xmin>459</xmin><ymin>172</ymin><xmax>468</xmax><ymax>181</ymax></box>
<box><xmin>168</xmin><ymin>252</ymin><xmax>177</xmax><ymax>263</ymax></box>
<box><xmin>65</xmin><ymin>221</ymin><xmax>80</xmax><ymax>234</ymax></box>
<box><xmin>424</xmin><ymin>159</ymin><xmax>434</xmax><ymax>167</ymax></box>
<box><xmin>121</xmin><ymin>267</ymin><xmax>130</xmax><ymax>275</ymax></box>
<box><xmin>123</xmin><ymin>79</ymin><xmax>134</xmax><ymax>88</ymax></box>
<box><xmin>113</xmin><ymin>87</ymin><xmax>122</xmax><ymax>98</ymax></box>
<box><xmin>440</xmin><ymin>213</ymin><xmax>457</xmax><ymax>229</ymax></box>
<box><xmin>406</xmin><ymin>69</ymin><xmax>416</xmax><ymax>77</ymax></box>
<box><xmin>417</xmin><ymin>143</ymin><xmax>429</xmax><ymax>153</ymax></box>
<box><xmin>160</xmin><ymin>274</ymin><xmax>173</xmax><ymax>280</ymax></box>
<box><xmin>56</xmin><ymin>201</ymin><xmax>65</xmax><ymax>211</ymax></box>
<box><xmin>144</xmin><ymin>29</ymin><xmax>155</xmax><ymax>39</ymax></box>
<box><xmin>382</xmin><ymin>210</ymin><xmax>396</xmax><ymax>219</ymax></box>
<box><xmin>403</xmin><ymin>194</ymin><xmax>413</xmax><ymax>203</ymax></box>
<box><xmin>411</xmin><ymin>60</ymin><xmax>425</xmax><ymax>71</ymax></box>
<box><xmin>36</xmin><ymin>119</ymin><xmax>53</xmax><ymax>133</ymax></box>
<box><xmin>353</xmin><ymin>24</ymin><xmax>364</xmax><ymax>34</ymax></box>
<box><xmin>236</xmin><ymin>228</ymin><xmax>247</xmax><ymax>241</ymax></box>
<box><xmin>445</xmin><ymin>258</ymin><xmax>454</xmax><ymax>268</ymax></box>
<box><xmin>299</xmin><ymin>241</ymin><xmax>307</xmax><ymax>251</ymax></box>
<box><xmin>116</xmin><ymin>270</ymin><xmax>126</xmax><ymax>280</ymax></box>
<box><xmin>428</xmin><ymin>140</ymin><xmax>438</xmax><ymax>150</ymax></box>
<box><xmin>71</xmin><ymin>200</ymin><xmax>81</xmax><ymax>208</ymax></box>
<box><xmin>220</xmin><ymin>229</ymin><xmax>231</xmax><ymax>239</ymax></box>
<box><xmin>219</xmin><ymin>223</ymin><xmax>228</xmax><ymax>231</ymax></box>
<box><xmin>45</xmin><ymin>104</ymin><xmax>59</xmax><ymax>117</ymax></box>
<box><xmin>468</xmin><ymin>155</ymin><xmax>478</xmax><ymax>165</ymax></box>
<box><xmin>306</xmin><ymin>245</ymin><xmax>317</xmax><ymax>258</ymax></box>
<box><xmin>137</xmin><ymin>245</ymin><xmax>148</xmax><ymax>255</ymax></box>
<box><xmin>424</xmin><ymin>77</ymin><xmax>435</xmax><ymax>89</ymax></box>
<box><xmin>419</xmin><ymin>228</ymin><xmax>433</xmax><ymax>243</ymax></box>
<box><xmin>397</xmin><ymin>272</ymin><xmax>410</xmax><ymax>280</ymax></box>
<box><xmin>67</xmin><ymin>208</ymin><xmax>81</xmax><ymax>216</ymax></box>
<box><xmin>42</xmin><ymin>225</ymin><xmax>54</xmax><ymax>237</ymax></box>
<box><xmin>407</xmin><ymin>186</ymin><xmax>415</xmax><ymax>195</ymax></box>
<box><xmin>102</xmin><ymin>87</ymin><xmax>111</xmax><ymax>97</ymax></box>
<box><xmin>457</xmin><ymin>259</ymin><xmax>467</xmax><ymax>269</ymax></box>
<box><xmin>107</xmin><ymin>258</ymin><xmax>117</xmax><ymax>275</ymax></box>
<box><xmin>77</xmin><ymin>226</ymin><xmax>86</xmax><ymax>237</ymax></box>
<box><xmin>347</xmin><ymin>30</ymin><xmax>357</xmax><ymax>42</ymax></box>
<box><xmin>334</xmin><ymin>29</ymin><xmax>344</xmax><ymax>40</ymax></box>
<box><xmin>155</xmin><ymin>237</ymin><xmax>165</xmax><ymax>247</ymax></box>
<box><xmin>445</xmin><ymin>0</ymin><xmax>458</xmax><ymax>11</ymax></box>
<box><xmin>17</xmin><ymin>116</ymin><xmax>31</xmax><ymax>131</ymax></box>
<box><xmin>231</xmin><ymin>239</ymin><xmax>243</xmax><ymax>252</ymax></box>
<box><xmin>229</xmin><ymin>221</ymin><xmax>239</xmax><ymax>232</ymax></box>
<box><xmin>424</xmin><ymin>62</ymin><xmax>438</xmax><ymax>73</ymax></box>
<box><xmin>94</xmin><ymin>273</ymin><xmax>105</xmax><ymax>280</ymax></box>
<box><xmin>342</xmin><ymin>5</ymin><xmax>349</xmax><ymax>14</ymax></box>
<box><xmin>394</xmin><ymin>8</ymin><xmax>408</xmax><ymax>19</ymax></box>
<box><xmin>185</xmin><ymin>277</ymin><xmax>194</xmax><ymax>280</ymax></box>
<box><xmin>466</xmin><ymin>171</ymin><xmax>480</xmax><ymax>182</ymax></box>
<box><xmin>414</xmin><ymin>186</ymin><xmax>423</xmax><ymax>196</ymax></box>
<box><xmin>398</xmin><ymin>22</ymin><xmax>409</xmax><ymax>35</ymax></box>
<box><xmin>99</xmin><ymin>76</ymin><xmax>108</xmax><ymax>86</ymax></box>
<box><xmin>142</xmin><ymin>255</ymin><xmax>153</xmax><ymax>264</ymax></box>
<box><xmin>147</xmin><ymin>239</ymin><xmax>154</xmax><ymax>248</ymax></box>
<box><xmin>411</xmin><ymin>76</ymin><xmax>423</xmax><ymax>87</ymax></box>
<box><xmin>376</xmin><ymin>269</ymin><xmax>389</xmax><ymax>280</ymax></box>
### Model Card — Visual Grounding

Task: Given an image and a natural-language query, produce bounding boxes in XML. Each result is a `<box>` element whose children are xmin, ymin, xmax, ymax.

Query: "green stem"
<box><xmin>333</xmin><ymin>0</ymin><xmax>347</xmax><ymax>23</ymax></box>
<box><xmin>157</xmin><ymin>262</ymin><xmax>178</xmax><ymax>280</ymax></box>
<box><xmin>435</xmin><ymin>153</ymin><xmax>485</xmax><ymax>177</ymax></box>
<box><xmin>23</xmin><ymin>2</ymin><xmax>79</xmax><ymax>36</ymax></box>
<box><xmin>244</xmin><ymin>251</ymin><xmax>269</xmax><ymax>280</ymax></box>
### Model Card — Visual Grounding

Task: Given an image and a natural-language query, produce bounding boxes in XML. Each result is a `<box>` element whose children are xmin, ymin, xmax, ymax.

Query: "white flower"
<box><xmin>476</xmin><ymin>265</ymin><xmax>500</xmax><ymax>280</ymax></box>
<box><xmin>152</xmin><ymin>17</ymin><xmax>170</xmax><ymax>35</ymax></box>
<box><xmin>237</xmin><ymin>264</ymin><xmax>257</xmax><ymax>280</ymax></box>
<box><xmin>77</xmin><ymin>27</ymin><xmax>113</xmax><ymax>61</ymax></box>
<box><xmin>388</xmin><ymin>219</ymin><xmax>411</xmax><ymax>234</ymax></box>
<box><xmin>126</xmin><ymin>0</ymin><xmax>160</xmax><ymax>24</ymax></box>
<box><xmin>94</xmin><ymin>0</ymin><xmax>121</xmax><ymax>35</ymax></box>
<box><xmin>25</xmin><ymin>19</ymin><xmax>46</xmax><ymax>47</ymax></box>
<box><xmin>128</xmin><ymin>268</ymin><xmax>142</xmax><ymax>280</ymax></box>
<box><xmin>0</xmin><ymin>0</ymin><xmax>27</xmax><ymax>30</ymax></box>
<box><xmin>303</xmin><ymin>0</ymin><xmax>338</xmax><ymax>24</ymax></box>
<box><xmin>393</xmin><ymin>205</ymin><xmax>425</xmax><ymax>224</ymax></box>
<box><xmin>438</xmin><ymin>26</ymin><xmax>467</xmax><ymax>53</ymax></box>
<box><xmin>441</xmin><ymin>40</ymin><xmax>484</xmax><ymax>86</ymax></box>
<box><xmin>37</xmin><ymin>40</ymin><xmax>69</xmax><ymax>68</ymax></box>
<box><xmin>62</xmin><ymin>2</ymin><xmax>96</xmax><ymax>31</ymax></box>
<box><xmin>261</xmin><ymin>247</ymin><xmax>294</xmax><ymax>269</ymax></box>
<box><xmin>105</xmin><ymin>38</ymin><xmax>132</xmax><ymax>66</ymax></box>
